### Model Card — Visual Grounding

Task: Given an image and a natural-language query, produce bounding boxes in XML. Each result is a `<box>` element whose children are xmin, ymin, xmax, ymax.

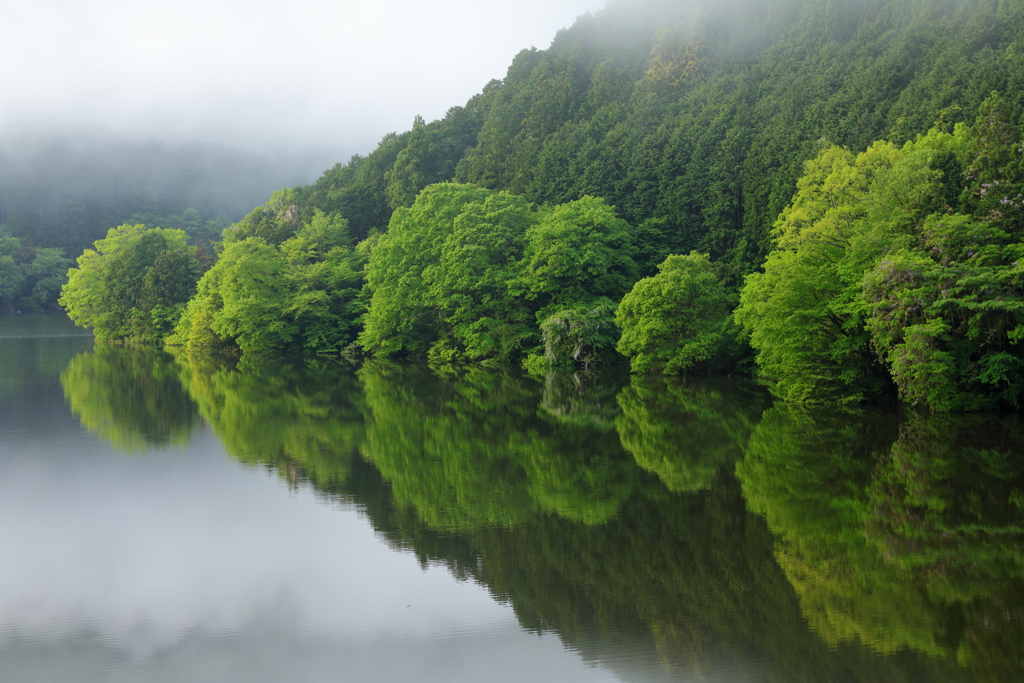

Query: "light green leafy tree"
<box><xmin>734</xmin><ymin>142</ymin><xmax>901</xmax><ymax>403</ymax></box>
<box><xmin>516</xmin><ymin>195</ymin><xmax>638</xmax><ymax>368</ymax></box>
<box><xmin>60</xmin><ymin>224</ymin><xmax>198</xmax><ymax>342</ymax></box>
<box><xmin>615</xmin><ymin>252</ymin><xmax>729</xmax><ymax>374</ymax></box>
<box><xmin>170</xmin><ymin>211</ymin><xmax>365</xmax><ymax>356</ymax></box>
<box><xmin>739</xmin><ymin>98</ymin><xmax>1024</xmax><ymax>409</ymax></box>
<box><xmin>359</xmin><ymin>183</ymin><xmax>492</xmax><ymax>358</ymax></box>
<box><xmin>427</xmin><ymin>191</ymin><xmax>537</xmax><ymax>362</ymax></box>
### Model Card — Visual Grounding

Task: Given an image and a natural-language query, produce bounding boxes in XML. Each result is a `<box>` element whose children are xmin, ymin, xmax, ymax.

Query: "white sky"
<box><xmin>1</xmin><ymin>0</ymin><xmax>609</xmax><ymax>164</ymax></box>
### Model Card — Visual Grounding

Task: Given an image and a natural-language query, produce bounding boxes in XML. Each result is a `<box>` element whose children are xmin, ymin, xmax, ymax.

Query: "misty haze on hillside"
<box><xmin>1</xmin><ymin>0</ymin><xmax>608</xmax><ymax>172</ymax></box>
<box><xmin>0</xmin><ymin>0</ymin><xmax>609</xmax><ymax>251</ymax></box>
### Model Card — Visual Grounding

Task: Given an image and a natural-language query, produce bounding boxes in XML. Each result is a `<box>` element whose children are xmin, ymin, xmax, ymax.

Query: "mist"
<box><xmin>2</xmin><ymin>0</ymin><xmax>609</xmax><ymax>167</ymax></box>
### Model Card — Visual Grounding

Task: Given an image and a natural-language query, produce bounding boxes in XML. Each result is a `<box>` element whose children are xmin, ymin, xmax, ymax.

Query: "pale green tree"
<box><xmin>615</xmin><ymin>252</ymin><xmax>729</xmax><ymax>374</ymax></box>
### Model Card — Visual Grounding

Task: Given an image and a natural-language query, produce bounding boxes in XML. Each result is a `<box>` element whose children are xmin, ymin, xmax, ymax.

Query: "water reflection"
<box><xmin>43</xmin><ymin>344</ymin><xmax>1024</xmax><ymax>682</ymax></box>
<box><xmin>616</xmin><ymin>375</ymin><xmax>769</xmax><ymax>492</ymax></box>
<box><xmin>61</xmin><ymin>346</ymin><xmax>197</xmax><ymax>451</ymax></box>
<box><xmin>174</xmin><ymin>352</ymin><xmax>364</xmax><ymax>488</ymax></box>
<box><xmin>737</xmin><ymin>405</ymin><xmax>1024</xmax><ymax>681</ymax></box>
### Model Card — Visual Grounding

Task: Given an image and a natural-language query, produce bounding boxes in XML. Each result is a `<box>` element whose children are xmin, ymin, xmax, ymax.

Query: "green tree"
<box><xmin>171</xmin><ymin>211</ymin><xmax>365</xmax><ymax>356</ymax></box>
<box><xmin>59</xmin><ymin>224</ymin><xmax>198</xmax><ymax>342</ymax></box>
<box><xmin>734</xmin><ymin>143</ymin><xmax>899</xmax><ymax>403</ymax></box>
<box><xmin>426</xmin><ymin>191</ymin><xmax>536</xmax><ymax>362</ymax></box>
<box><xmin>359</xmin><ymin>183</ymin><xmax>491</xmax><ymax>357</ymax></box>
<box><xmin>516</xmin><ymin>196</ymin><xmax>638</xmax><ymax>368</ymax></box>
<box><xmin>615</xmin><ymin>252</ymin><xmax>730</xmax><ymax>374</ymax></box>
<box><xmin>516</xmin><ymin>195</ymin><xmax>638</xmax><ymax>313</ymax></box>
<box><xmin>223</xmin><ymin>188</ymin><xmax>303</xmax><ymax>245</ymax></box>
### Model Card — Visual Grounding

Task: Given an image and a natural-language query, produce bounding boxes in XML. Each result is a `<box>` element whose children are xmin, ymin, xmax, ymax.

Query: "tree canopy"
<box><xmin>59</xmin><ymin>224</ymin><xmax>199</xmax><ymax>342</ymax></box>
<box><xmin>736</xmin><ymin>97</ymin><xmax>1024</xmax><ymax>410</ymax></box>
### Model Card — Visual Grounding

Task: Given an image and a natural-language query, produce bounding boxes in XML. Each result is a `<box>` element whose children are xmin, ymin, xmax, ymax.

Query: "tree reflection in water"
<box><xmin>60</xmin><ymin>347</ymin><xmax>1022</xmax><ymax>682</ymax></box>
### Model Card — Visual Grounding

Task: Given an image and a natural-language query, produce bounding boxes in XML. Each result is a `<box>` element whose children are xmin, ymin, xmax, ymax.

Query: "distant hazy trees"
<box><xmin>0</xmin><ymin>225</ymin><xmax>71</xmax><ymax>312</ymax></box>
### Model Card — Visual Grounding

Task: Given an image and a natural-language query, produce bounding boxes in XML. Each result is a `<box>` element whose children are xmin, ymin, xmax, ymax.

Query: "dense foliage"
<box><xmin>50</xmin><ymin>0</ymin><xmax>1024</xmax><ymax>409</ymax></box>
<box><xmin>615</xmin><ymin>252</ymin><xmax>730</xmax><ymax>374</ymax></box>
<box><xmin>168</xmin><ymin>209</ymin><xmax>365</xmax><ymax>355</ymax></box>
<box><xmin>358</xmin><ymin>184</ymin><xmax>637</xmax><ymax>367</ymax></box>
<box><xmin>59</xmin><ymin>224</ymin><xmax>200</xmax><ymax>343</ymax></box>
<box><xmin>736</xmin><ymin>98</ymin><xmax>1024</xmax><ymax>409</ymax></box>
<box><xmin>261</xmin><ymin>0</ymin><xmax>1024</xmax><ymax>281</ymax></box>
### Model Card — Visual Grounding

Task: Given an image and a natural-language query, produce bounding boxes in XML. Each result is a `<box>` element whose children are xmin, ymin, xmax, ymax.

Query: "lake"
<box><xmin>1</xmin><ymin>313</ymin><xmax>1022</xmax><ymax>683</ymax></box>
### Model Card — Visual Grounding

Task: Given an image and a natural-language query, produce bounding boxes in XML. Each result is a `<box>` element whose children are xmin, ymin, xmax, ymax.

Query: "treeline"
<box><xmin>282</xmin><ymin>0</ymin><xmax>1024</xmax><ymax>275</ymax></box>
<box><xmin>57</xmin><ymin>0</ymin><xmax>1024</xmax><ymax>410</ymax></box>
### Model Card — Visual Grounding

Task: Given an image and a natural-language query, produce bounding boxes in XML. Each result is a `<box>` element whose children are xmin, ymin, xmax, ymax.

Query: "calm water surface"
<box><xmin>1</xmin><ymin>313</ymin><xmax>1022</xmax><ymax>682</ymax></box>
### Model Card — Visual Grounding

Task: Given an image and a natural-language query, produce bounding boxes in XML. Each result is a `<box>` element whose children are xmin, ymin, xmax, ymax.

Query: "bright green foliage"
<box><xmin>198</xmin><ymin>237</ymin><xmax>292</xmax><ymax>353</ymax></box>
<box><xmin>361</xmin><ymin>185</ymin><xmax>636</xmax><ymax>366</ymax></box>
<box><xmin>59</xmin><ymin>224</ymin><xmax>198</xmax><ymax>342</ymax></box>
<box><xmin>735</xmin><ymin>142</ymin><xmax>902</xmax><ymax>403</ymax></box>
<box><xmin>516</xmin><ymin>196</ymin><xmax>638</xmax><ymax>368</ymax></box>
<box><xmin>170</xmin><ymin>210</ymin><xmax>364</xmax><ymax>356</ymax></box>
<box><xmin>223</xmin><ymin>188</ymin><xmax>303</xmax><ymax>245</ymax></box>
<box><xmin>516</xmin><ymin>196</ymin><xmax>638</xmax><ymax>313</ymax></box>
<box><xmin>738</xmin><ymin>99</ymin><xmax>1024</xmax><ymax>409</ymax></box>
<box><xmin>427</xmin><ymin>191</ymin><xmax>536</xmax><ymax>362</ymax></box>
<box><xmin>615</xmin><ymin>252</ymin><xmax>729</xmax><ymax>374</ymax></box>
<box><xmin>359</xmin><ymin>183</ymin><xmax>493</xmax><ymax>358</ymax></box>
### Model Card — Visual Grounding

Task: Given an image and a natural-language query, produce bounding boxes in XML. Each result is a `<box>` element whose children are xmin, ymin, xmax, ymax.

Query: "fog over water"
<box><xmin>2</xmin><ymin>0</ymin><xmax>609</xmax><ymax>174</ymax></box>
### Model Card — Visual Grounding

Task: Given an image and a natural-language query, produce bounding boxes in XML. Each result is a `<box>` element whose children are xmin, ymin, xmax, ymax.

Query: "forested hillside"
<box><xmin>293</xmin><ymin>0</ymin><xmax>1024</xmax><ymax>275</ymax></box>
<box><xmin>56</xmin><ymin>0</ymin><xmax>1024</xmax><ymax>408</ymax></box>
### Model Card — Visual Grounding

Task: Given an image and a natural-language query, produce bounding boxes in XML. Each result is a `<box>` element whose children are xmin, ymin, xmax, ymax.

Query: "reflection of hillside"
<box><xmin>61</xmin><ymin>346</ymin><xmax>198</xmax><ymax>451</ymax></box>
<box><xmin>174</xmin><ymin>352</ymin><xmax>364</xmax><ymax>490</ymax></box>
<box><xmin>616</xmin><ymin>375</ymin><xmax>770</xmax><ymax>492</ymax></box>
<box><xmin>359</xmin><ymin>466</ymin><xmax>966</xmax><ymax>683</ymax></box>
<box><xmin>738</xmin><ymin>405</ymin><xmax>1024</xmax><ymax>682</ymax></box>
<box><xmin>358</xmin><ymin>363</ymin><xmax>646</xmax><ymax>530</ymax></box>
<box><xmin>55</xmin><ymin>347</ymin><xmax>1015</xmax><ymax>681</ymax></box>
